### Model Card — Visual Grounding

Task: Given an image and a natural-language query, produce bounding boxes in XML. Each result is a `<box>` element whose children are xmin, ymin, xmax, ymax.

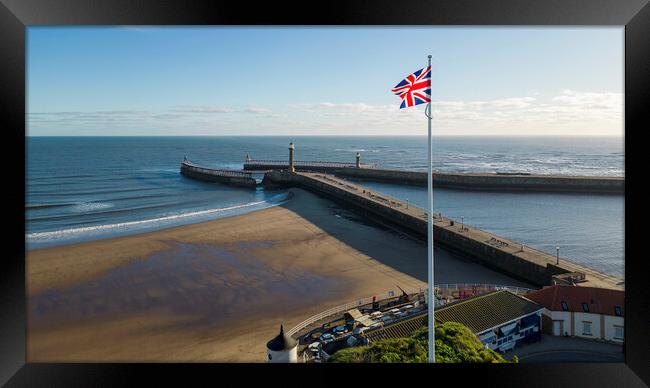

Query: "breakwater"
<box><xmin>180</xmin><ymin>160</ymin><xmax>257</xmax><ymax>188</ymax></box>
<box><xmin>263</xmin><ymin>170</ymin><xmax>622</xmax><ymax>290</ymax></box>
<box><xmin>332</xmin><ymin>168</ymin><xmax>624</xmax><ymax>194</ymax></box>
<box><xmin>244</xmin><ymin>159</ymin><xmax>376</xmax><ymax>173</ymax></box>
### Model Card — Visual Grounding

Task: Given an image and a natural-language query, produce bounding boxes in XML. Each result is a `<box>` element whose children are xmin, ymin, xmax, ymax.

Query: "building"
<box><xmin>434</xmin><ymin>290</ymin><xmax>544</xmax><ymax>352</ymax></box>
<box><xmin>525</xmin><ymin>285</ymin><xmax>624</xmax><ymax>344</ymax></box>
<box><xmin>266</xmin><ymin>325</ymin><xmax>298</xmax><ymax>363</ymax></box>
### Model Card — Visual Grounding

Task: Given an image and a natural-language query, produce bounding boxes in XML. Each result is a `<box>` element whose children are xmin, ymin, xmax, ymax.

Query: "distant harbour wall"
<box><xmin>330</xmin><ymin>167</ymin><xmax>624</xmax><ymax>194</ymax></box>
<box><xmin>180</xmin><ymin>161</ymin><xmax>257</xmax><ymax>188</ymax></box>
<box><xmin>244</xmin><ymin>160</ymin><xmax>624</xmax><ymax>194</ymax></box>
<box><xmin>263</xmin><ymin>170</ymin><xmax>622</xmax><ymax>289</ymax></box>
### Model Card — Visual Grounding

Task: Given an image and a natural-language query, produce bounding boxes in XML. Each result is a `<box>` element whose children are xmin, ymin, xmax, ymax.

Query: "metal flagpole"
<box><xmin>426</xmin><ymin>54</ymin><xmax>435</xmax><ymax>363</ymax></box>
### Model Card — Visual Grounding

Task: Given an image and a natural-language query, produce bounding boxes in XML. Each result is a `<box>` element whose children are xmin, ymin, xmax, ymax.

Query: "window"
<box><xmin>560</xmin><ymin>301</ymin><xmax>569</xmax><ymax>311</ymax></box>
<box><xmin>583</xmin><ymin>322</ymin><xmax>592</xmax><ymax>335</ymax></box>
<box><xmin>614</xmin><ymin>326</ymin><xmax>624</xmax><ymax>339</ymax></box>
<box><xmin>614</xmin><ymin>306</ymin><xmax>622</xmax><ymax>316</ymax></box>
<box><xmin>582</xmin><ymin>303</ymin><xmax>589</xmax><ymax>312</ymax></box>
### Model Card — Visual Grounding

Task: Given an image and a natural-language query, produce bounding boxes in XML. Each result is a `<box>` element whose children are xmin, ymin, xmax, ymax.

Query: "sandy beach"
<box><xmin>27</xmin><ymin>188</ymin><xmax>531</xmax><ymax>362</ymax></box>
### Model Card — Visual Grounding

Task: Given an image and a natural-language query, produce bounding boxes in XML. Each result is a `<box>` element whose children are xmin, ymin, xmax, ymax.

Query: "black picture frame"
<box><xmin>1</xmin><ymin>0</ymin><xmax>647</xmax><ymax>386</ymax></box>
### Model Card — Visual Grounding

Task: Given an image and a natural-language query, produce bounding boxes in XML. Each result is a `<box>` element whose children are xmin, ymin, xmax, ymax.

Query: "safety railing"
<box><xmin>244</xmin><ymin>159</ymin><xmax>377</xmax><ymax>168</ymax></box>
<box><xmin>286</xmin><ymin>288</ymin><xmax>422</xmax><ymax>337</ymax></box>
<box><xmin>286</xmin><ymin>284</ymin><xmax>532</xmax><ymax>338</ymax></box>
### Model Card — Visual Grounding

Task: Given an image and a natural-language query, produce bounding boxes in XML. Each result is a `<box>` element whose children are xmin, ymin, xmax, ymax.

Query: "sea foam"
<box><xmin>26</xmin><ymin>192</ymin><xmax>289</xmax><ymax>245</ymax></box>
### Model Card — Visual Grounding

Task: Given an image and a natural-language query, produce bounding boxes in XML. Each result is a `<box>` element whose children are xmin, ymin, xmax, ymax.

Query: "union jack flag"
<box><xmin>392</xmin><ymin>66</ymin><xmax>431</xmax><ymax>109</ymax></box>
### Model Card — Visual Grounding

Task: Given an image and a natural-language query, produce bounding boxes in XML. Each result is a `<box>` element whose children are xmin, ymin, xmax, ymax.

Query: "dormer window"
<box><xmin>582</xmin><ymin>303</ymin><xmax>589</xmax><ymax>312</ymax></box>
<box><xmin>560</xmin><ymin>301</ymin><xmax>569</xmax><ymax>311</ymax></box>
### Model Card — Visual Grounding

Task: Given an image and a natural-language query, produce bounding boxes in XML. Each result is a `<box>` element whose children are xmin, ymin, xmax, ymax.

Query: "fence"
<box><xmin>286</xmin><ymin>284</ymin><xmax>532</xmax><ymax>338</ymax></box>
<box><xmin>285</xmin><ymin>288</ymin><xmax>422</xmax><ymax>337</ymax></box>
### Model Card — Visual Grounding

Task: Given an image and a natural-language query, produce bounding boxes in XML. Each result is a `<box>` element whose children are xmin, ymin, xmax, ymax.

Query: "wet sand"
<box><xmin>27</xmin><ymin>188</ymin><xmax>531</xmax><ymax>362</ymax></box>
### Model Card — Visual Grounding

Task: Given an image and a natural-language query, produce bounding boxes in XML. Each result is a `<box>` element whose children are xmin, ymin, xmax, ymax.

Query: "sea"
<box><xmin>26</xmin><ymin>136</ymin><xmax>625</xmax><ymax>278</ymax></box>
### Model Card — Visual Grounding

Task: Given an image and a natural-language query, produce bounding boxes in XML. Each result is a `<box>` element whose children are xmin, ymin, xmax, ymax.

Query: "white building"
<box><xmin>266</xmin><ymin>325</ymin><xmax>298</xmax><ymax>363</ymax></box>
<box><xmin>526</xmin><ymin>285</ymin><xmax>624</xmax><ymax>344</ymax></box>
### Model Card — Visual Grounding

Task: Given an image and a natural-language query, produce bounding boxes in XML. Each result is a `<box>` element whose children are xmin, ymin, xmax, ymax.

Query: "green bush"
<box><xmin>328</xmin><ymin>321</ymin><xmax>509</xmax><ymax>363</ymax></box>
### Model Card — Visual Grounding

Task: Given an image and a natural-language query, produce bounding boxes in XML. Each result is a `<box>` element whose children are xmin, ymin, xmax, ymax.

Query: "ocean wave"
<box><xmin>26</xmin><ymin>192</ymin><xmax>289</xmax><ymax>243</ymax></box>
<box><xmin>71</xmin><ymin>202</ymin><xmax>114</xmax><ymax>212</ymax></box>
<box><xmin>334</xmin><ymin>148</ymin><xmax>380</xmax><ymax>153</ymax></box>
<box><xmin>26</xmin><ymin>203</ymin><xmax>75</xmax><ymax>210</ymax></box>
<box><xmin>26</xmin><ymin>201</ymin><xmax>114</xmax><ymax>213</ymax></box>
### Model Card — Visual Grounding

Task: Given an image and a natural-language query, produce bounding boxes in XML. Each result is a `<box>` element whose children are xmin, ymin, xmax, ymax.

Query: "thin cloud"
<box><xmin>173</xmin><ymin>105</ymin><xmax>234</xmax><ymax>113</ymax></box>
<box><xmin>244</xmin><ymin>107</ymin><xmax>271</xmax><ymax>114</ymax></box>
<box><xmin>27</xmin><ymin>90</ymin><xmax>623</xmax><ymax>136</ymax></box>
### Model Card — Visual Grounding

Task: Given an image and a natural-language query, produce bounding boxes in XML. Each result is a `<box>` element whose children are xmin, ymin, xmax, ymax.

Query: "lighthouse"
<box><xmin>288</xmin><ymin>142</ymin><xmax>296</xmax><ymax>172</ymax></box>
<box><xmin>266</xmin><ymin>324</ymin><xmax>298</xmax><ymax>363</ymax></box>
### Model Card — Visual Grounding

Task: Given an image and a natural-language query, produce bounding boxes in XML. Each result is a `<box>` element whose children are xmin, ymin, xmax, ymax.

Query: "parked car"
<box><xmin>319</xmin><ymin>333</ymin><xmax>335</xmax><ymax>343</ymax></box>
<box><xmin>333</xmin><ymin>325</ymin><xmax>348</xmax><ymax>335</ymax></box>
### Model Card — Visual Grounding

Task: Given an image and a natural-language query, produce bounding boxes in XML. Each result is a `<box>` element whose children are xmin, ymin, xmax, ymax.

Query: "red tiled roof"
<box><xmin>525</xmin><ymin>285</ymin><xmax>624</xmax><ymax>317</ymax></box>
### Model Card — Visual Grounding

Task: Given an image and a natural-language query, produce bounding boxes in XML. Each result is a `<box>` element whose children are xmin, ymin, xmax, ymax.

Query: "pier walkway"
<box><xmin>244</xmin><ymin>159</ymin><xmax>377</xmax><ymax>172</ymax></box>
<box><xmin>264</xmin><ymin>170</ymin><xmax>622</xmax><ymax>290</ymax></box>
<box><xmin>180</xmin><ymin>159</ymin><xmax>257</xmax><ymax>188</ymax></box>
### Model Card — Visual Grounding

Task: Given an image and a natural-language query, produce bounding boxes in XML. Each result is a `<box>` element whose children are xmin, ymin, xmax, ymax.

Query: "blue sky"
<box><xmin>27</xmin><ymin>27</ymin><xmax>623</xmax><ymax>136</ymax></box>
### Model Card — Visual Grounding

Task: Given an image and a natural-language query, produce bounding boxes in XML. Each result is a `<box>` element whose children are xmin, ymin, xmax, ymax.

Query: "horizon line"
<box><xmin>25</xmin><ymin>134</ymin><xmax>625</xmax><ymax>138</ymax></box>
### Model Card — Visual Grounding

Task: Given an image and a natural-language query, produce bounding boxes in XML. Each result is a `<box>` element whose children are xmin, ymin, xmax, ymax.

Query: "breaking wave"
<box><xmin>26</xmin><ymin>192</ymin><xmax>290</xmax><ymax>246</ymax></box>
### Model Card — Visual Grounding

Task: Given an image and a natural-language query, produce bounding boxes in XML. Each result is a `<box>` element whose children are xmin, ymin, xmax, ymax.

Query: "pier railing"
<box><xmin>181</xmin><ymin>160</ymin><xmax>253</xmax><ymax>178</ymax></box>
<box><xmin>286</xmin><ymin>284</ymin><xmax>533</xmax><ymax>338</ymax></box>
<box><xmin>244</xmin><ymin>159</ymin><xmax>377</xmax><ymax>169</ymax></box>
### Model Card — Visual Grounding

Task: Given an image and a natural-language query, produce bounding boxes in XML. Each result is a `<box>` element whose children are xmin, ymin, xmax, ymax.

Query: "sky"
<box><xmin>27</xmin><ymin>27</ymin><xmax>624</xmax><ymax>136</ymax></box>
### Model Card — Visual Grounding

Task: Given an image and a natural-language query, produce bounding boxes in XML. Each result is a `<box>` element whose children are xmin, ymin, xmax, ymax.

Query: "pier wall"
<box><xmin>244</xmin><ymin>161</ymin><xmax>375</xmax><ymax>173</ymax></box>
<box><xmin>180</xmin><ymin>162</ymin><xmax>257</xmax><ymax>188</ymax></box>
<box><xmin>330</xmin><ymin>167</ymin><xmax>624</xmax><ymax>194</ymax></box>
<box><xmin>263</xmin><ymin>170</ymin><xmax>622</xmax><ymax>289</ymax></box>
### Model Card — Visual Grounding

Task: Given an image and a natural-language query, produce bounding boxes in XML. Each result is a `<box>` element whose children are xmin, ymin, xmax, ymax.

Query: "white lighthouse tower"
<box><xmin>266</xmin><ymin>324</ymin><xmax>298</xmax><ymax>363</ymax></box>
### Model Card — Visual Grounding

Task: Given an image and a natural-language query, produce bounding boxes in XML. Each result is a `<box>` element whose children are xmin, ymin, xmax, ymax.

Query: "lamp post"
<box><xmin>556</xmin><ymin>246</ymin><xmax>560</xmax><ymax>265</ymax></box>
